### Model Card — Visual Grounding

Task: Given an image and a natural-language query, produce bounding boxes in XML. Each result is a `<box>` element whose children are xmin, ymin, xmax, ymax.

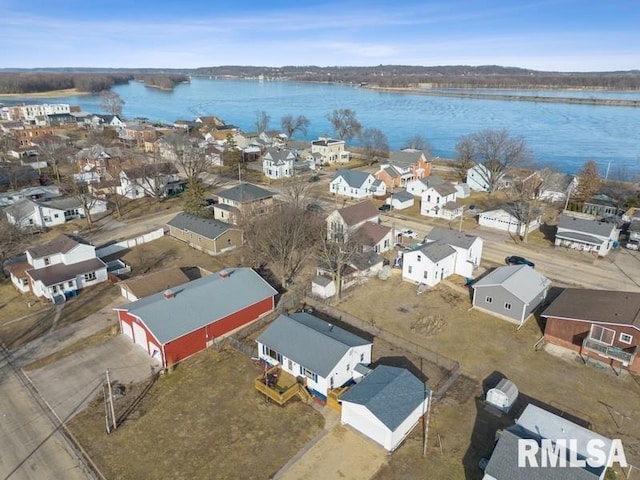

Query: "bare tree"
<box><xmin>100</xmin><ymin>90</ymin><xmax>125</xmax><ymax>117</ymax></box>
<box><xmin>454</xmin><ymin>136</ymin><xmax>476</xmax><ymax>182</ymax></box>
<box><xmin>402</xmin><ymin>134</ymin><xmax>432</xmax><ymax>153</ymax></box>
<box><xmin>255</xmin><ymin>110</ymin><xmax>271</xmax><ymax>134</ymax></box>
<box><xmin>280</xmin><ymin>175</ymin><xmax>316</xmax><ymax>209</ymax></box>
<box><xmin>281</xmin><ymin>114</ymin><xmax>310</xmax><ymax>139</ymax></box>
<box><xmin>316</xmin><ymin>227</ymin><xmax>364</xmax><ymax>300</ymax></box>
<box><xmin>125</xmin><ymin>152</ymin><xmax>178</xmax><ymax>202</ymax></box>
<box><xmin>34</xmin><ymin>136</ymin><xmax>65</xmax><ymax>183</ymax></box>
<box><xmin>164</xmin><ymin>133</ymin><xmax>209</xmax><ymax>182</ymax></box>
<box><xmin>0</xmin><ymin>217</ymin><xmax>27</xmax><ymax>279</ymax></box>
<box><xmin>327</xmin><ymin>109</ymin><xmax>362</xmax><ymax>142</ymax></box>
<box><xmin>455</xmin><ymin>129</ymin><xmax>530</xmax><ymax>194</ymax></box>
<box><xmin>361</xmin><ymin>128</ymin><xmax>389</xmax><ymax>166</ymax></box>
<box><xmin>575</xmin><ymin>160</ymin><xmax>602</xmax><ymax>201</ymax></box>
<box><xmin>242</xmin><ymin>203</ymin><xmax>322</xmax><ymax>288</ymax></box>
<box><xmin>505</xmin><ymin>171</ymin><xmax>544</xmax><ymax>243</ymax></box>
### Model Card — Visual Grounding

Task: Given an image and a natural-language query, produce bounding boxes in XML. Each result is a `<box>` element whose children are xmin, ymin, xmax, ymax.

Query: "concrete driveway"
<box><xmin>26</xmin><ymin>336</ymin><xmax>156</xmax><ymax>422</ymax></box>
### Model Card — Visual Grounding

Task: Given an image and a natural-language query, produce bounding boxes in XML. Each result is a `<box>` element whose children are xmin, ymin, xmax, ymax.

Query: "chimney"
<box><xmin>219</xmin><ymin>269</ymin><xmax>230</xmax><ymax>279</ymax></box>
<box><xmin>163</xmin><ymin>289</ymin><xmax>175</xmax><ymax>300</ymax></box>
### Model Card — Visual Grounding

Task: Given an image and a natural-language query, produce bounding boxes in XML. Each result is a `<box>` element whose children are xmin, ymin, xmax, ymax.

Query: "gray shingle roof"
<box><xmin>36</xmin><ymin>196</ymin><xmax>83</xmax><ymax>210</ymax></box>
<box><xmin>558</xmin><ymin>215</ymin><xmax>616</xmax><ymax>238</ymax></box>
<box><xmin>216</xmin><ymin>183</ymin><xmax>274</xmax><ymax>203</ymax></box>
<box><xmin>167</xmin><ymin>212</ymin><xmax>237</xmax><ymax>240</ymax></box>
<box><xmin>5</xmin><ymin>198</ymin><xmax>36</xmax><ymax>220</ymax></box>
<box><xmin>334</xmin><ymin>169</ymin><xmax>372</xmax><ymax>189</ymax></box>
<box><xmin>340</xmin><ymin>365</ymin><xmax>430</xmax><ymax>431</ymax></box>
<box><xmin>27</xmin><ymin>234</ymin><xmax>89</xmax><ymax>258</ymax></box>
<box><xmin>312</xmin><ymin>275</ymin><xmax>333</xmax><ymax>287</ymax></box>
<box><xmin>419</xmin><ymin>242</ymin><xmax>456</xmax><ymax>263</ymax></box>
<box><xmin>389</xmin><ymin>150</ymin><xmax>430</xmax><ymax>168</ymax></box>
<box><xmin>391</xmin><ymin>190</ymin><xmax>413</xmax><ymax>202</ymax></box>
<box><xmin>121</xmin><ymin>268</ymin><xmax>277</xmax><ymax>344</ymax></box>
<box><xmin>431</xmin><ymin>182</ymin><xmax>458</xmax><ymax>197</ymax></box>
<box><xmin>335</xmin><ymin>201</ymin><xmax>378</xmax><ymax>226</ymax></box>
<box><xmin>473</xmin><ymin>265</ymin><xmax>550</xmax><ymax>304</ymax></box>
<box><xmin>426</xmin><ymin>226</ymin><xmax>479</xmax><ymax>250</ymax></box>
<box><xmin>256</xmin><ymin>313</ymin><xmax>371</xmax><ymax>377</ymax></box>
<box><xmin>27</xmin><ymin>258</ymin><xmax>106</xmax><ymax>286</ymax></box>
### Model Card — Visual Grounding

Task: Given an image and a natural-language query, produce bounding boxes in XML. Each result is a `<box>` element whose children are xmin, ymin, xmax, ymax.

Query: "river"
<box><xmin>3</xmin><ymin>78</ymin><xmax>640</xmax><ymax>175</ymax></box>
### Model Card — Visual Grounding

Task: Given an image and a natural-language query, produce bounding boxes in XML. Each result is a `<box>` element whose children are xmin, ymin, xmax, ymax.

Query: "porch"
<box><xmin>582</xmin><ymin>337</ymin><xmax>636</xmax><ymax>367</ymax></box>
<box><xmin>254</xmin><ymin>365</ymin><xmax>313</xmax><ymax>406</ymax></box>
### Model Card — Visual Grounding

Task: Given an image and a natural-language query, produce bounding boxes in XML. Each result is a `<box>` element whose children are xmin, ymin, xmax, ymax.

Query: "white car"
<box><xmin>401</xmin><ymin>229</ymin><xmax>418</xmax><ymax>239</ymax></box>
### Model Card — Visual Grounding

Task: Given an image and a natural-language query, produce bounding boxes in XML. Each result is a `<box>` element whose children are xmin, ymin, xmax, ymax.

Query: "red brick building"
<box><xmin>115</xmin><ymin>268</ymin><xmax>277</xmax><ymax>368</ymax></box>
<box><xmin>542</xmin><ymin>288</ymin><xmax>640</xmax><ymax>374</ymax></box>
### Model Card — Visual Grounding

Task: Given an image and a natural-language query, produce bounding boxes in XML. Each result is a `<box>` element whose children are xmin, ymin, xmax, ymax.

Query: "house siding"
<box><xmin>473</xmin><ymin>286</ymin><xmax>527</xmax><ymax>324</ymax></box>
<box><xmin>168</xmin><ymin>225</ymin><xmax>243</xmax><ymax>255</ymax></box>
<box><xmin>544</xmin><ymin>317</ymin><xmax>640</xmax><ymax>374</ymax></box>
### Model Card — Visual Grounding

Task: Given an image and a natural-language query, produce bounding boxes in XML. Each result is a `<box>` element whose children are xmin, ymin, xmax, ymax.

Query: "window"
<box><xmin>84</xmin><ymin>272</ymin><xmax>97</xmax><ymax>282</ymax></box>
<box><xmin>301</xmin><ymin>367</ymin><xmax>318</xmax><ymax>382</ymax></box>
<box><xmin>590</xmin><ymin>325</ymin><xmax>615</xmax><ymax>345</ymax></box>
<box><xmin>417</xmin><ymin>255</ymin><xmax>421</xmax><ymax>262</ymax></box>
<box><xmin>408</xmin><ymin>266</ymin><xmax>412</xmax><ymax>274</ymax></box>
<box><xmin>504</xmin><ymin>302</ymin><xmax>512</xmax><ymax>310</ymax></box>
<box><xmin>22</xmin><ymin>278</ymin><xmax>29</xmax><ymax>287</ymax></box>
<box><xmin>44</xmin><ymin>257</ymin><xmax>50</xmax><ymax>265</ymax></box>
<box><xmin>346</xmin><ymin>364</ymin><xmax>350</xmax><ymax>371</ymax></box>
<box><xmin>54</xmin><ymin>214</ymin><xmax>59</xmax><ymax>218</ymax></box>
<box><xmin>360</xmin><ymin>353</ymin><xmax>364</xmax><ymax>362</ymax></box>
<box><xmin>263</xmin><ymin>346</ymin><xmax>282</xmax><ymax>363</ymax></box>
<box><xmin>620</xmin><ymin>333</ymin><xmax>633</xmax><ymax>345</ymax></box>
<box><xmin>68</xmin><ymin>281</ymin><xmax>74</xmax><ymax>288</ymax></box>
<box><xmin>423</xmin><ymin>271</ymin><xmax>428</xmax><ymax>279</ymax></box>
<box><xmin>485</xmin><ymin>296</ymin><xmax>493</xmax><ymax>304</ymax></box>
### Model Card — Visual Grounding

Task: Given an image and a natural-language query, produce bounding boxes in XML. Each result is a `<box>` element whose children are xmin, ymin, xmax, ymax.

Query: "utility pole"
<box><xmin>459</xmin><ymin>205</ymin><xmax>464</xmax><ymax>232</ymax></box>
<box><xmin>605</xmin><ymin>161</ymin><xmax>611</xmax><ymax>181</ymax></box>
<box><xmin>423</xmin><ymin>389</ymin><xmax>433</xmax><ymax>457</ymax></box>
<box><xmin>238</xmin><ymin>163</ymin><xmax>242</xmax><ymax>185</ymax></box>
<box><xmin>106</xmin><ymin>369</ymin><xmax>117</xmax><ymax>432</ymax></box>
<box><xmin>103</xmin><ymin>383</ymin><xmax>111</xmax><ymax>434</ymax></box>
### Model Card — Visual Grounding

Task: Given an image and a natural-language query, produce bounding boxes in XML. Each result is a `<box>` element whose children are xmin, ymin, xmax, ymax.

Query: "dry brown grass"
<box><xmin>69</xmin><ymin>348</ymin><xmax>324</xmax><ymax>480</ymax></box>
<box><xmin>115</xmin><ymin>195</ymin><xmax>184</xmax><ymax>221</ymax></box>
<box><xmin>0</xmin><ymin>281</ymin><xmax>50</xmax><ymax>322</ymax></box>
<box><xmin>337</xmin><ymin>276</ymin><xmax>640</xmax><ymax>479</ymax></box>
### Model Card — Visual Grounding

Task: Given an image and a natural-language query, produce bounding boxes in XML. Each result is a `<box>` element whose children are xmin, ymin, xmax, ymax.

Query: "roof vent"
<box><xmin>219</xmin><ymin>269</ymin><xmax>230</xmax><ymax>279</ymax></box>
<box><xmin>163</xmin><ymin>289</ymin><xmax>176</xmax><ymax>300</ymax></box>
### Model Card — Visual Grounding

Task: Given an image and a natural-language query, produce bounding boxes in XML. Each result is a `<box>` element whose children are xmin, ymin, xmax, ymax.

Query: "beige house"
<box><xmin>213</xmin><ymin>183</ymin><xmax>275</xmax><ymax>224</ymax></box>
<box><xmin>311</xmin><ymin>137</ymin><xmax>349</xmax><ymax>165</ymax></box>
<box><xmin>167</xmin><ymin>212</ymin><xmax>244</xmax><ymax>255</ymax></box>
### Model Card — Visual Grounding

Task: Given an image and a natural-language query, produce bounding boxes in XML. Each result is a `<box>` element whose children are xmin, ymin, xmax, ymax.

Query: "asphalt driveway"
<box><xmin>26</xmin><ymin>335</ymin><xmax>156</xmax><ymax>422</ymax></box>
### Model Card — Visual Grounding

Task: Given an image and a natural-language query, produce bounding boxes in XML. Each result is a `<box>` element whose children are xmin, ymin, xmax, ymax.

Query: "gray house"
<box><xmin>472</xmin><ymin>265</ymin><xmax>550</xmax><ymax>325</ymax></box>
<box><xmin>555</xmin><ymin>214</ymin><xmax>620</xmax><ymax>257</ymax></box>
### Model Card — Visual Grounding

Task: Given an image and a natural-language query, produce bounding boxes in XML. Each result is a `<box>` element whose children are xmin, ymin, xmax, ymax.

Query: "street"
<box><xmin>0</xmin><ymin>347</ymin><xmax>87</xmax><ymax>480</ymax></box>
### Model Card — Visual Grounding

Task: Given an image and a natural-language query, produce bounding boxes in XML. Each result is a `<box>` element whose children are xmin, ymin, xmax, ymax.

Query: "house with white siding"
<box><xmin>262</xmin><ymin>147</ymin><xmax>295</xmax><ymax>179</ymax></box>
<box><xmin>402</xmin><ymin>227</ymin><xmax>483</xmax><ymax>287</ymax></box>
<box><xmin>420</xmin><ymin>183</ymin><xmax>462</xmax><ymax>219</ymax></box>
<box><xmin>6</xmin><ymin>234</ymin><xmax>107</xmax><ymax>302</ymax></box>
<box><xmin>256</xmin><ymin>312</ymin><xmax>373</xmax><ymax>400</ymax></box>
<box><xmin>555</xmin><ymin>214</ymin><xmax>620</xmax><ymax>256</ymax></box>
<box><xmin>5</xmin><ymin>196</ymin><xmax>107</xmax><ymax>229</ymax></box>
<box><xmin>478</xmin><ymin>208</ymin><xmax>541</xmax><ymax>236</ymax></box>
<box><xmin>330</xmin><ymin>169</ymin><xmax>386</xmax><ymax>200</ymax></box>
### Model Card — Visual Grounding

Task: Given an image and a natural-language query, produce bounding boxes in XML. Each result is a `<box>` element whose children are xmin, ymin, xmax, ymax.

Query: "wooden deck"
<box><xmin>254</xmin><ymin>365</ymin><xmax>313</xmax><ymax>406</ymax></box>
<box><xmin>327</xmin><ymin>386</ymin><xmax>350</xmax><ymax>412</ymax></box>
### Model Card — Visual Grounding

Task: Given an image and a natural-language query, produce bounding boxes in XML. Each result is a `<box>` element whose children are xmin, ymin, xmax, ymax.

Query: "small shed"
<box><xmin>486</xmin><ymin>378</ymin><xmax>518</xmax><ymax>413</ymax></box>
<box><xmin>311</xmin><ymin>275</ymin><xmax>336</xmax><ymax>299</ymax></box>
<box><xmin>387</xmin><ymin>190</ymin><xmax>414</xmax><ymax>210</ymax></box>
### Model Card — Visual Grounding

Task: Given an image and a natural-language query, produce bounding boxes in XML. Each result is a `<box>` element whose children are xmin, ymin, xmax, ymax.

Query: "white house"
<box><xmin>315</xmin><ymin>251</ymin><xmax>385</xmax><ymax>297</ymax></box>
<box><xmin>466</xmin><ymin>164</ymin><xmax>511</xmax><ymax>192</ymax></box>
<box><xmin>405</xmin><ymin>176</ymin><xmax>446</xmax><ymax>197</ymax></box>
<box><xmin>0</xmin><ymin>185</ymin><xmax>61</xmax><ymax>208</ymax></box>
<box><xmin>5</xmin><ymin>196</ymin><xmax>108</xmax><ymax>229</ymax></box>
<box><xmin>311</xmin><ymin>137</ymin><xmax>349</xmax><ymax>165</ymax></box>
<box><xmin>117</xmin><ymin>163</ymin><xmax>181</xmax><ymax>199</ymax></box>
<box><xmin>538</xmin><ymin>169</ymin><xmax>577</xmax><ymax>203</ymax></box>
<box><xmin>330</xmin><ymin>169</ymin><xmax>386</xmax><ymax>200</ymax></box>
<box><xmin>340</xmin><ymin>365</ymin><xmax>431</xmax><ymax>451</ymax></box>
<box><xmin>326</xmin><ymin>200</ymin><xmax>379</xmax><ymax>242</ymax></box>
<box><xmin>6</xmin><ymin>234</ymin><xmax>107</xmax><ymax>302</ymax></box>
<box><xmin>555</xmin><ymin>214</ymin><xmax>620</xmax><ymax>256</ymax></box>
<box><xmin>478</xmin><ymin>208</ymin><xmax>541</xmax><ymax>236</ymax></box>
<box><xmin>256</xmin><ymin>312</ymin><xmax>373</xmax><ymax>400</ymax></box>
<box><xmin>402</xmin><ymin>227</ymin><xmax>483</xmax><ymax>287</ymax></box>
<box><xmin>387</xmin><ymin>190</ymin><xmax>414</xmax><ymax>210</ymax></box>
<box><xmin>262</xmin><ymin>147</ymin><xmax>295</xmax><ymax>179</ymax></box>
<box><xmin>420</xmin><ymin>183</ymin><xmax>462</xmax><ymax>219</ymax></box>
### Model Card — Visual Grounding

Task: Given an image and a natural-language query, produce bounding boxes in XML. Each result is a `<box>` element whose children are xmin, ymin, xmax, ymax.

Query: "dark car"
<box><xmin>308</xmin><ymin>174</ymin><xmax>320</xmax><ymax>183</ymax></box>
<box><xmin>505</xmin><ymin>256</ymin><xmax>535</xmax><ymax>268</ymax></box>
<box><xmin>378</xmin><ymin>204</ymin><xmax>392</xmax><ymax>212</ymax></box>
<box><xmin>306</xmin><ymin>203</ymin><xmax>323</xmax><ymax>213</ymax></box>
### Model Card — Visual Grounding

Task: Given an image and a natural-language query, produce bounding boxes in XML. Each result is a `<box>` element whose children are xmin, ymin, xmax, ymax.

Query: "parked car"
<box><xmin>378</xmin><ymin>204</ymin><xmax>392</xmax><ymax>212</ymax></box>
<box><xmin>402</xmin><ymin>229</ymin><xmax>418</xmax><ymax>239</ymax></box>
<box><xmin>626</xmin><ymin>239</ymin><xmax>639</xmax><ymax>250</ymax></box>
<box><xmin>505</xmin><ymin>255</ymin><xmax>535</xmax><ymax>268</ymax></box>
<box><xmin>308</xmin><ymin>174</ymin><xmax>320</xmax><ymax>182</ymax></box>
<box><xmin>306</xmin><ymin>203</ymin><xmax>323</xmax><ymax>213</ymax></box>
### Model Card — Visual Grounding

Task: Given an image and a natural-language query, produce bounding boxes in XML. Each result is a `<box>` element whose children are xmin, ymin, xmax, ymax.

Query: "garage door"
<box><xmin>121</xmin><ymin>321</ymin><xmax>133</xmax><ymax>341</ymax></box>
<box><xmin>132</xmin><ymin>322</ymin><xmax>148</xmax><ymax>352</ymax></box>
<box><xmin>148</xmin><ymin>341</ymin><xmax>162</xmax><ymax>364</ymax></box>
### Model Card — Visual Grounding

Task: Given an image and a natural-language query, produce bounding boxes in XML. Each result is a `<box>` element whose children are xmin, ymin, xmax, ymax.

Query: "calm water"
<box><xmin>3</xmin><ymin>78</ymin><xmax>640</xmax><ymax>175</ymax></box>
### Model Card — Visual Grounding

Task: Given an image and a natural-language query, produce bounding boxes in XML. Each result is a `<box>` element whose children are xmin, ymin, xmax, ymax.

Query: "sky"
<box><xmin>1</xmin><ymin>0</ymin><xmax>639</xmax><ymax>71</ymax></box>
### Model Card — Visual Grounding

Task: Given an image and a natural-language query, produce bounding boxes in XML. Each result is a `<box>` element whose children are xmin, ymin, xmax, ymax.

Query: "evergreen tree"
<box><xmin>183</xmin><ymin>178</ymin><xmax>209</xmax><ymax>217</ymax></box>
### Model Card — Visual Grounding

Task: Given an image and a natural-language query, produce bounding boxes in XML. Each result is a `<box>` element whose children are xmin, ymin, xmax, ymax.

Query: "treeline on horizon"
<box><xmin>193</xmin><ymin>65</ymin><xmax>640</xmax><ymax>90</ymax></box>
<box><xmin>0</xmin><ymin>72</ymin><xmax>189</xmax><ymax>94</ymax></box>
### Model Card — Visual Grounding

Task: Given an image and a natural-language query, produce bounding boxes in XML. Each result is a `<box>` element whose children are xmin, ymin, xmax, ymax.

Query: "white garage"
<box><xmin>339</xmin><ymin>365</ymin><xmax>430</xmax><ymax>451</ymax></box>
<box><xmin>120</xmin><ymin>320</ymin><xmax>133</xmax><ymax>341</ymax></box>
<box><xmin>132</xmin><ymin>322</ymin><xmax>148</xmax><ymax>352</ymax></box>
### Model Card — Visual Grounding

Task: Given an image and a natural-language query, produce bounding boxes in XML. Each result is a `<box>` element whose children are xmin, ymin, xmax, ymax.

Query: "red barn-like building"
<box><xmin>115</xmin><ymin>268</ymin><xmax>277</xmax><ymax>368</ymax></box>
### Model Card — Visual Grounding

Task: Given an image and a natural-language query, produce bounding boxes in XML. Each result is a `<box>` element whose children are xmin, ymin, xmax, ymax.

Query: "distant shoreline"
<box><xmin>363</xmin><ymin>85</ymin><xmax>640</xmax><ymax>107</ymax></box>
<box><xmin>0</xmin><ymin>88</ymin><xmax>91</xmax><ymax>98</ymax></box>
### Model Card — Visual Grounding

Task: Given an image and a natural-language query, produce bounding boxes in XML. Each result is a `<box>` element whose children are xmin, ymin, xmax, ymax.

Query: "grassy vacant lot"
<box><xmin>119</xmin><ymin>235</ymin><xmax>245</xmax><ymax>277</ymax></box>
<box><xmin>336</xmin><ymin>275</ymin><xmax>640</xmax><ymax>479</ymax></box>
<box><xmin>69</xmin><ymin>348</ymin><xmax>324</xmax><ymax>480</ymax></box>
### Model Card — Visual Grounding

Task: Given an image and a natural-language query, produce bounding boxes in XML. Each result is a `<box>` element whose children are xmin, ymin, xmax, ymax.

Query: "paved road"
<box><xmin>0</xmin><ymin>347</ymin><xmax>87</xmax><ymax>480</ymax></box>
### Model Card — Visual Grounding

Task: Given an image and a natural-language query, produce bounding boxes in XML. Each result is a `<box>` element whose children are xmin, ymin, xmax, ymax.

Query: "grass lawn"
<box><xmin>336</xmin><ymin>275</ymin><xmax>640</xmax><ymax>479</ymax></box>
<box><xmin>119</xmin><ymin>236</ymin><xmax>245</xmax><ymax>277</ymax></box>
<box><xmin>69</xmin><ymin>348</ymin><xmax>324</xmax><ymax>480</ymax></box>
<box><xmin>114</xmin><ymin>195</ymin><xmax>185</xmax><ymax>221</ymax></box>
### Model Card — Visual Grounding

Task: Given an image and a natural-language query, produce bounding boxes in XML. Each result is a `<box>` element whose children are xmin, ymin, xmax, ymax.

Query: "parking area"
<box><xmin>26</xmin><ymin>335</ymin><xmax>156</xmax><ymax>421</ymax></box>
